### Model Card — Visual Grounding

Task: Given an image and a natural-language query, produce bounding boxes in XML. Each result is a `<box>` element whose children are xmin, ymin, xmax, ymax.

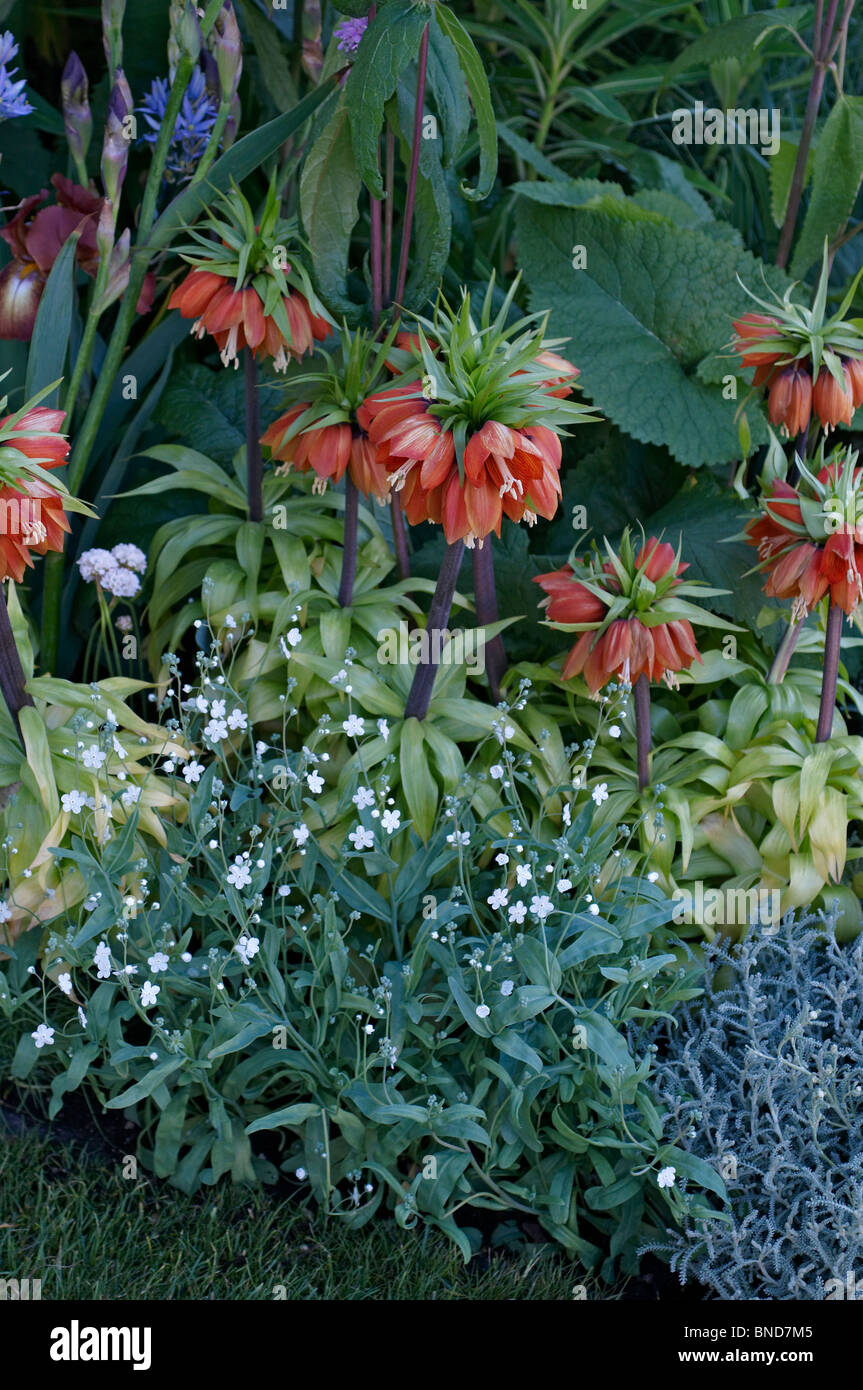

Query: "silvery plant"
<box><xmin>643</xmin><ymin>915</ymin><xmax>863</xmax><ymax>1300</ymax></box>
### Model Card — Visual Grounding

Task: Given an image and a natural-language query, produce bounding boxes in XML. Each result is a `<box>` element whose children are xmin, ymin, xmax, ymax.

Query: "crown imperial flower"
<box><xmin>358</xmin><ymin>279</ymin><xmax>596</xmax><ymax>547</ymax></box>
<box><xmin>169</xmin><ymin>179</ymin><xmax>330</xmax><ymax>370</ymax></box>
<box><xmin>535</xmin><ymin>531</ymin><xmax>721</xmax><ymax>694</ymax></box>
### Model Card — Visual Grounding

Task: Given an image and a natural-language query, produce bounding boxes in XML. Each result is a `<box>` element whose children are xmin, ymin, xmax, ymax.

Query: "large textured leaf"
<box><xmin>792</xmin><ymin>96</ymin><xmax>863</xmax><ymax>276</ymax></box>
<box><xmin>154</xmin><ymin>362</ymin><xmax>283</xmax><ymax>467</ymax></box>
<box><xmin>345</xmin><ymin>0</ymin><xmax>428</xmax><ymax>199</ymax></box>
<box><xmin>299</xmin><ymin>94</ymin><xmax>363</xmax><ymax>319</ymax></box>
<box><xmin>516</xmin><ymin>198</ymin><xmax>784</xmax><ymax>467</ymax></box>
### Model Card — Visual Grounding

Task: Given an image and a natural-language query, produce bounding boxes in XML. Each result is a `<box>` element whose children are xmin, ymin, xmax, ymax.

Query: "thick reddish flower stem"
<box><xmin>338</xmin><ymin>473</ymin><xmax>359</xmax><ymax>608</ymax></box>
<box><xmin>472</xmin><ymin>541</ymin><xmax>506</xmax><ymax>702</ymax></box>
<box><xmin>635</xmin><ymin>673</ymin><xmax>651</xmax><ymax>791</ymax></box>
<box><xmin>404</xmin><ymin>540</ymin><xmax>464</xmax><ymax>720</ymax></box>
<box><xmin>394</xmin><ymin>24</ymin><xmax>430</xmax><ymax>307</ymax></box>
<box><xmin>816</xmin><ymin>599</ymin><xmax>843</xmax><ymax>742</ymax></box>
<box><xmin>244</xmin><ymin>348</ymin><xmax>263</xmax><ymax>523</ymax></box>
<box><xmin>0</xmin><ymin>586</ymin><xmax>33</xmax><ymax>743</ymax></box>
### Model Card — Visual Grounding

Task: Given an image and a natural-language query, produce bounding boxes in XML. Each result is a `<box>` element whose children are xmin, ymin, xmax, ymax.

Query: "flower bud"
<box><xmin>168</xmin><ymin>0</ymin><xmax>202</xmax><ymax>72</ymax></box>
<box><xmin>96</xmin><ymin>199</ymin><xmax>116</xmax><ymax>262</ymax></box>
<box><xmin>213</xmin><ymin>2</ymin><xmax>243</xmax><ymax>102</ymax></box>
<box><xmin>101</xmin><ymin>77</ymin><xmax>132</xmax><ymax>206</ymax></box>
<box><xmin>92</xmin><ymin>226</ymin><xmax>130</xmax><ymax>313</ymax></box>
<box><xmin>102</xmin><ymin>0</ymin><xmax>126</xmax><ymax>74</ymax></box>
<box><xmin>61</xmin><ymin>52</ymin><xmax>92</xmax><ymax>166</ymax></box>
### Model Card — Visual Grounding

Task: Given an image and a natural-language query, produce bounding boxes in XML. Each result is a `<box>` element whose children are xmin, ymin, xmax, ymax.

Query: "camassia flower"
<box><xmin>0</xmin><ymin>404</ymin><xmax>73</xmax><ymax>581</ymax></box>
<box><xmin>535</xmin><ymin>532</ymin><xmax>720</xmax><ymax>694</ymax></box>
<box><xmin>731</xmin><ymin>253</ymin><xmax>863</xmax><ymax>437</ymax></box>
<box><xmin>360</xmin><ymin>281</ymin><xmax>596</xmax><ymax>547</ymax></box>
<box><xmin>168</xmin><ymin>179</ymin><xmax>329</xmax><ymax>370</ymax></box>
<box><xmin>745</xmin><ymin>448</ymin><xmax>863</xmax><ymax>620</ymax></box>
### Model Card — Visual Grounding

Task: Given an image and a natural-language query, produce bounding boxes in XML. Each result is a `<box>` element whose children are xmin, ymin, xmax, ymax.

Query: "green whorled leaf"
<box><xmin>345</xmin><ymin>0</ymin><xmax>428</xmax><ymax>199</ymax></box>
<box><xmin>516</xmin><ymin>198</ymin><xmax>788</xmax><ymax>467</ymax></box>
<box><xmin>25</xmin><ymin>234</ymin><xmax>78</xmax><ymax>409</ymax></box>
<box><xmin>433</xmin><ymin>3</ymin><xmax>497</xmax><ymax>201</ymax></box>
<box><xmin>426</xmin><ymin>15</ymin><xmax>471</xmax><ymax>168</ymax></box>
<box><xmin>239</xmin><ymin>0</ymin><xmax>299</xmax><ymax>112</ymax></box>
<box><xmin>299</xmin><ymin>94</ymin><xmax>364</xmax><ymax>320</ymax></box>
<box><xmin>792</xmin><ymin>96</ymin><xmax>863</xmax><ymax>277</ymax></box>
<box><xmin>663</xmin><ymin>4</ymin><xmax>812</xmax><ymax>83</ymax></box>
<box><xmin>144</xmin><ymin>80</ymin><xmax>336</xmax><ymax>254</ymax></box>
<box><xmin>400</xmin><ymin>717</ymin><xmax>438</xmax><ymax>842</ymax></box>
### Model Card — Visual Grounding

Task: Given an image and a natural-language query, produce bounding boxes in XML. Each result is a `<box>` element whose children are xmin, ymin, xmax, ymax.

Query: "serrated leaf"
<box><xmin>792</xmin><ymin>96</ymin><xmax>863</xmax><ymax>276</ymax></box>
<box><xmin>517</xmin><ymin>199</ymin><xmax>788</xmax><ymax>467</ymax></box>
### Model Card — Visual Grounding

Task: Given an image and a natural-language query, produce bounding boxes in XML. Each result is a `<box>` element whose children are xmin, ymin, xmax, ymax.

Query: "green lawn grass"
<box><xmin>0</xmin><ymin>1129</ymin><xmax>592</xmax><ymax>1300</ymax></box>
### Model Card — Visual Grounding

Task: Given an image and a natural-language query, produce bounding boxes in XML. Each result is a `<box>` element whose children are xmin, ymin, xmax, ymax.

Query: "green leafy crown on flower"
<box><xmin>550</xmin><ymin>527</ymin><xmax>732</xmax><ymax>639</ymax></box>
<box><xmin>173</xmin><ymin>175</ymin><xmax>326</xmax><ymax>325</ymax></box>
<box><xmin>0</xmin><ymin>377</ymin><xmax>93</xmax><ymax>518</ymax></box>
<box><xmin>266</xmin><ymin>321</ymin><xmax>401</xmax><ymax>448</ymax></box>
<box><xmin>386</xmin><ymin>274</ymin><xmax>600</xmax><ymax>478</ymax></box>
<box><xmin>735</xmin><ymin>242</ymin><xmax>863</xmax><ymax>380</ymax></box>
<box><xmin>761</xmin><ymin>441</ymin><xmax>861</xmax><ymax>545</ymax></box>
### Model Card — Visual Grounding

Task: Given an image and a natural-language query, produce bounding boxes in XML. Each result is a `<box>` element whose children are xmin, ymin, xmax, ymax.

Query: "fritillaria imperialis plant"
<box><xmin>0</xmin><ymin>390</ymin><xmax>92</xmax><ymax>731</ymax></box>
<box><xmin>260</xmin><ymin>323</ymin><xmax>399</xmax><ymax>607</ymax></box>
<box><xmin>746</xmin><ymin>447</ymin><xmax>863</xmax><ymax>742</ymax></box>
<box><xmin>733</xmin><ymin>249</ymin><xmax>863</xmax><ymax>441</ymax></box>
<box><xmin>363</xmin><ymin>279</ymin><xmax>596</xmax><ymax>714</ymax></box>
<box><xmin>168</xmin><ymin>178</ymin><xmax>331</xmax><ymax>520</ymax></box>
<box><xmin>536</xmin><ymin>531</ymin><xmax>730</xmax><ymax>790</ymax></box>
